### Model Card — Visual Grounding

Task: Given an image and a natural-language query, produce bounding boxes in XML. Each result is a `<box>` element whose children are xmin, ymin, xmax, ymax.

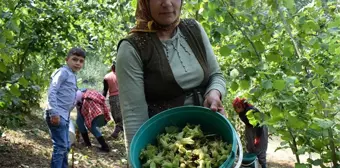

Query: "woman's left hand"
<box><xmin>203</xmin><ymin>89</ymin><xmax>225</xmax><ymax>115</ymax></box>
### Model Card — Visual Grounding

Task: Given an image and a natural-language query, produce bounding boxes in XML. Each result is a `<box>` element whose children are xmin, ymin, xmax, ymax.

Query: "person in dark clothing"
<box><xmin>232</xmin><ymin>97</ymin><xmax>268</xmax><ymax>168</ymax></box>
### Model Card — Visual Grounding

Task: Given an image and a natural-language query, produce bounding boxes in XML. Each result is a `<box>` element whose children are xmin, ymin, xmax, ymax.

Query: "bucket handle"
<box><xmin>216</xmin><ymin>112</ymin><xmax>243</xmax><ymax>168</ymax></box>
<box><xmin>223</xmin><ymin>150</ymin><xmax>236</xmax><ymax>168</ymax></box>
<box><xmin>241</xmin><ymin>158</ymin><xmax>258</xmax><ymax>166</ymax></box>
<box><xmin>222</xmin><ymin>129</ymin><xmax>243</xmax><ymax>168</ymax></box>
<box><xmin>233</xmin><ymin>127</ymin><xmax>243</xmax><ymax>168</ymax></box>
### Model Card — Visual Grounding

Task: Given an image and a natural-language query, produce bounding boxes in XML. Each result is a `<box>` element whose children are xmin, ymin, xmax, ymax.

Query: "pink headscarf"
<box><xmin>75</xmin><ymin>90</ymin><xmax>83</xmax><ymax>105</ymax></box>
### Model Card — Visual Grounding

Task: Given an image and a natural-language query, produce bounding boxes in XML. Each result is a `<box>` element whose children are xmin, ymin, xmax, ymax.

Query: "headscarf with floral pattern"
<box><xmin>130</xmin><ymin>0</ymin><xmax>183</xmax><ymax>33</ymax></box>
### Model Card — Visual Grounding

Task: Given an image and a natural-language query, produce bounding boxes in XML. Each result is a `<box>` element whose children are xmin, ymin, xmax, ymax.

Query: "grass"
<box><xmin>77</xmin><ymin>55</ymin><xmax>111</xmax><ymax>92</ymax></box>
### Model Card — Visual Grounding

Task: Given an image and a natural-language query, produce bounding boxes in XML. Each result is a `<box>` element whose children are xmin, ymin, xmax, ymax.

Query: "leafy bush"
<box><xmin>0</xmin><ymin>0</ymin><xmax>339</xmax><ymax>166</ymax></box>
<box><xmin>77</xmin><ymin>54</ymin><xmax>112</xmax><ymax>92</ymax></box>
<box><xmin>0</xmin><ymin>0</ymin><xmax>133</xmax><ymax>128</ymax></box>
<box><xmin>184</xmin><ymin>0</ymin><xmax>339</xmax><ymax>166</ymax></box>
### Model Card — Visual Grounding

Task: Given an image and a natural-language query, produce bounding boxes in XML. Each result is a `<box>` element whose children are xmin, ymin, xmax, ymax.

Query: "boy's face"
<box><xmin>66</xmin><ymin>55</ymin><xmax>85</xmax><ymax>72</ymax></box>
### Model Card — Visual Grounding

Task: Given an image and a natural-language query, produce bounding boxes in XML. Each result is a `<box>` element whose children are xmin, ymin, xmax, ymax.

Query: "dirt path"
<box><xmin>0</xmin><ymin>109</ymin><xmax>127</xmax><ymax>168</ymax></box>
<box><xmin>267</xmin><ymin>136</ymin><xmax>322</xmax><ymax>168</ymax></box>
<box><xmin>267</xmin><ymin>136</ymin><xmax>295</xmax><ymax>168</ymax></box>
<box><xmin>0</xmin><ymin>108</ymin><xmax>301</xmax><ymax>168</ymax></box>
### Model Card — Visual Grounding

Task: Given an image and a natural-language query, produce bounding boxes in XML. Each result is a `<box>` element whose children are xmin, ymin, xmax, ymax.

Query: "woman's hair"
<box><xmin>232</xmin><ymin>97</ymin><xmax>246</xmax><ymax>109</ymax></box>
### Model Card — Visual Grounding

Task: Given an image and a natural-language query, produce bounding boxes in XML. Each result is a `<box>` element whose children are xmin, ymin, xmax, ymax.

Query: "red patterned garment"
<box><xmin>81</xmin><ymin>89</ymin><xmax>111</xmax><ymax>129</ymax></box>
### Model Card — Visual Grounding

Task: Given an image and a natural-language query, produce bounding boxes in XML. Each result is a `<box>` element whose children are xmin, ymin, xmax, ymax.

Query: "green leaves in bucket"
<box><xmin>139</xmin><ymin>123</ymin><xmax>232</xmax><ymax>168</ymax></box>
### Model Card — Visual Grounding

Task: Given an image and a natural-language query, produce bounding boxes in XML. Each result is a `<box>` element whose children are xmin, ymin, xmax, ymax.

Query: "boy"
<box><xmin>75</xmin><ymin>89</ymin><xmax>111</xmax><ymax>152</ymax></box>
<box><xmin>45</xmin><ymin>47</ymin><xmax>85</xmax><ymax>168</ymax></box>
<box><xmin>103</xmin><ymin>61</ymin><xmax>123</xmax><ymax>139</ymax></box>
<box><xmin>232</xmin><ymin>97</ymin><xmax>268</xmax><ymax>168</ymax></box>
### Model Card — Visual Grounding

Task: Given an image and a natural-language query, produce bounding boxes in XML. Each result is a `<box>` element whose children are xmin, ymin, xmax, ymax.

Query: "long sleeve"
<box><xmin>76</xmin><ymin>101</ymin><xmax>82</xmax><ymax>115</ymax></box>
<box><xmin>196</xmin><ymin>21</ymin><xmax>226</xmax><ymax>98</ymax></box>
<box><xmin>102</xmin><ymin>99</ymin><xmax>111</xmax><ymax>122</ymax></box>
<box><xmin>102</xmin><ymin>79</ymin><xmax>109</xmax><ymax>97</ymax></box>
<box><xmin>116</xmin><ymin>41</ymin><xmax>149</xmax><ymax>147</ymax></box>
<box><xmin>116</xmin><ymin>21</ymin><xmax>227</xmax><ymax>148</ymax></box>
<box><xmin>47</xmin><ymin>69</ymin><xmax>68</xmax><ymax>117</ymax></box>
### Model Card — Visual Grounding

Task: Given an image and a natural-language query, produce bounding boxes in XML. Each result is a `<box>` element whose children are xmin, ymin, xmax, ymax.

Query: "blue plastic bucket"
<box><xmin>129</xmin><ymin>106</ymin><xmax>237</xmax><ymax>168</ymax></box>
<box><xmin>242</xmin><ymin>153</ymin><xmax>258</xmax><ymax>168</ymax></box>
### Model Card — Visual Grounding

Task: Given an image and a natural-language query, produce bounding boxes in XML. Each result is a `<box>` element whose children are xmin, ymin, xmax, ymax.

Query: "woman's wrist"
<box><xmin>206</xmin><ymin>89</ymin><xmax>221</xmax><ymax>99</ymax></box>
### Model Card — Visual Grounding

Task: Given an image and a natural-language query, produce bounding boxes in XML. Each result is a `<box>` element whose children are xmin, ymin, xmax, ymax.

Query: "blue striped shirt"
<box><xmin>46</xmin><ymin>65</ymin><xmax>77</xmax><ymax>121</ymax></box>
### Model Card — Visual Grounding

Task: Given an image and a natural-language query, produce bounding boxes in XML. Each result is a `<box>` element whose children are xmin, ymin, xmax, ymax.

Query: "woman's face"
<box><xmin>149</xmin><ymin>0</ymin><xmax>181</xmax><ymax>26</ymax></box>
<box><xmin>234</xmin><ymin>106</ymin><xmax>244</xmax><ymax>113</ymax></box>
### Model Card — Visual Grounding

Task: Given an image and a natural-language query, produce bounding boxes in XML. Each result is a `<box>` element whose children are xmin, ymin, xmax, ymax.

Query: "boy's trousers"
<box><xmin>46</xmin><ymin>115</ymin><xmax>70</xmax><ymax>168</ymax></box>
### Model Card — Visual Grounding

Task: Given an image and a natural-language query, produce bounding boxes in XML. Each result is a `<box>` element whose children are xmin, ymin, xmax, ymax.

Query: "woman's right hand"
<box><xmin>203</xmin><ymin>89</ymin><xmax>225</xmax><ymax>116</ymax></box>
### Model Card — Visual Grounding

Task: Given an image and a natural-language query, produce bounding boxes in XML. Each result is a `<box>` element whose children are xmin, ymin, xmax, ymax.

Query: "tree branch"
<box><xmin>220</xmin><ymin>0</ymin><xmax>262</xmax><ymax>61</ymax></box>
<box><xmin>18</xmin><ymin>41</ymin><xmax>32</xmax><ymax>72</ymax></box>
<box><xmin>288</xmin><ymin>127</ymin><xmax>300</xmax><ymax>163</ymax></box>
<box><xmin>276</xmin><ymin>1</ymin><xmax>339</xmax><ymax>166</ymax></box>
<box><xmin>275</xmin><ymin>0</ymin><xmax>302</xmax><ymax>59</ymax></box>
<box><xmin>228</xmin><ymin>12</ymin><xmax>262</xmax><ymax>61</ymax></box>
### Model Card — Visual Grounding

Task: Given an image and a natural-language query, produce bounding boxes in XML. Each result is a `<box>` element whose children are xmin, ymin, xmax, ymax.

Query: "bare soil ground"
<box><xmin>0</xmin><ymin>109</ymin><xmax>127</xmax><ymax>168</ymax></box>
<box><xmin>0</xmin><ymin>108</ymin><xmax>298</xmax><ymax>168</ymax></box>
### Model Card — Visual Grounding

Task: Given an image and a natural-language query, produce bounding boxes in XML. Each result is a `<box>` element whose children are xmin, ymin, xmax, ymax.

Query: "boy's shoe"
<box><xmin>111</xmin><ymin>125</ymin><xmax>123</xmax><ymax>139</ymax></box>
<box><xmin>96</xmin><ymin>136</ymin><xmax>110</xmax><ymax>152</ymax></box>
<box><xmin>80</xmin><ymin>133</ymin><xmax>92</xmax><ymax>147</ymax></box>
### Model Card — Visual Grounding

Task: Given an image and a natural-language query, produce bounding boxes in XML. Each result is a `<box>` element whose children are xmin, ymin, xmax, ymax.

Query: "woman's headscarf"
<box><xmin>75</xmin><ymin>88</ymin><xmax>87</xmax><ymax>105</ymax></box>
<box><xmin>130</xmin><ymin>0</ymin><xmax>183</xmax><ymax>33</ymax></box>
<box><xmin>232</xmin><ymin>97</ymin><xmax>253</xmax><ymax>110</ymax></box>
<box><xmin>75</xmin><ymin>90</ymin><xmax>83</xmax><ymax>106</ymax></box>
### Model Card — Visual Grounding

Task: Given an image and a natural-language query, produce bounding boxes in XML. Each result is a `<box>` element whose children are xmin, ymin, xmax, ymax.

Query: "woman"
<box><xmin>232</xmin><ymin>97</ymin><xmax>268</xmax><ymax>168</ymax></box>
<box><xmin>75</xmin><ymin>89</ymin><xmax>111</xmax><ymax>152</ymax></box>
<box><xmin>116</xmin><ymin>0</ymin><xmax>226</xmax><ymax>151</ymax></box>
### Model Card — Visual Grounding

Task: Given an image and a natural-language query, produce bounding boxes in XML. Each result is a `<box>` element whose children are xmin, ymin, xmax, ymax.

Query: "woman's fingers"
<box><xmin>209</xmin><ymin>101</ymin><xmax>218</xmax><ymax>111</ymax></box>
<box><xmin>217</xmin><ymin>107</ymin><xmax>226</xmax><ymax>116</ymax></box>
<box><xmin>204</xmin><ymin>98</ymin><xmax>225</xmax><ymax>116</ymax></box>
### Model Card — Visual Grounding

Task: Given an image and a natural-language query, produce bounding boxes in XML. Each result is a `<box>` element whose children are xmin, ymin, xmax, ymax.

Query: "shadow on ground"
<box><xmin>70</xmin><ymin>126</ymin><xmax>128</xmax><ymax>168</ymax></box>
<box><xmin>0</xmin><ymin>108</ymin><xmax>51</xmax><ymax>168</ymax></box>
<box><xmin>20</xmin><ymin>109</ymin><xmax>52</xmax><ymax>149</ymax></box>
<box><xmin>0</xmin><ymin>107</ymin><xmax>127</xmax><ymax>168</ymax></box>
<box><xmin>268</xmin><ymin>161</ymin><xmax>294</xmax><ymax>168</ymax></box>
<box><xmin>1</xmin><ymin>107</ymin><xmax>298</xmax><ymax>168</ymax></box>
<box><xmin>0</xmin><ymin>136</ymin><xmax>50</xmax><ymax>168</ymax></box>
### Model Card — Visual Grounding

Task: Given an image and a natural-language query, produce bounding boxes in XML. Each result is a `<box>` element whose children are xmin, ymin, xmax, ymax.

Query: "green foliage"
<box><xmin>184</xmin><ymin>0</ymin><xmax>340</xmax><ymax>166</ymax></box>
<box><xmin>0</xmin><ymin>0</ymin><xmax>135</xmax><ymax>127</ymax></box>
<box><xmin>1</xmin><ymin>0</ymin><xmax>339</xmax><ymax>166</ymax></box>
<box><xmin>77</xmin><ymin>54</ymin><xmax>110</xmax><ymax>91</ymax></box>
